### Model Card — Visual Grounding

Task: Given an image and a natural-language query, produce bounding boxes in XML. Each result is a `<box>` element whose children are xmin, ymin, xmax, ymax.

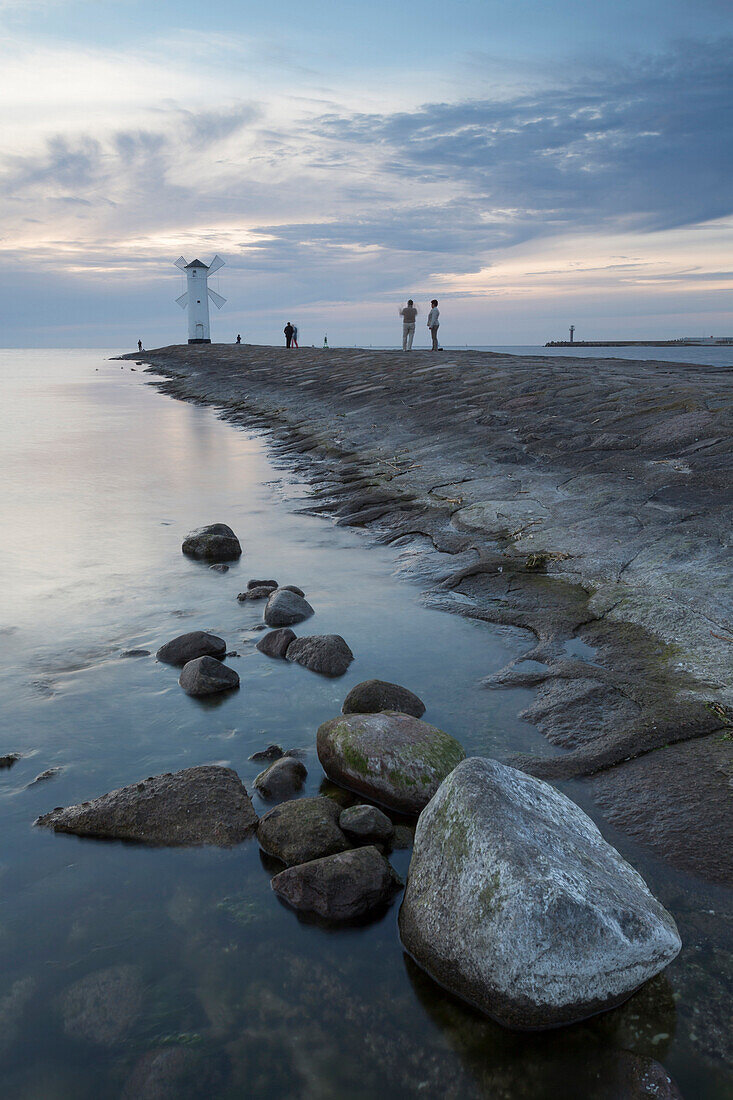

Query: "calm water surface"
<box><xmin>0</xmin><ymin>350</ymin><xmax>730</xmax><ymax>1099</ymax></box>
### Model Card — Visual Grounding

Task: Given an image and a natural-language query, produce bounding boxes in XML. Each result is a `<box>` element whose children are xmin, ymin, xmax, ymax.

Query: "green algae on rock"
<box><xmin>317</xmin><ymin>711</ymin><xmax>465</xmax><ymax>813</ymax></box>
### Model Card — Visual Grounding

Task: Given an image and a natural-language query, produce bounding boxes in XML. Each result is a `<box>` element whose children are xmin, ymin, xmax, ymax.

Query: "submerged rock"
<box><xmin>209</xmin><ymin>563</ymin><xmax>229</xmax><ymax>573</ymax></box>
<box><xmin>122</xmin><ymin>1046</ymin><xmax>228</xmax><ymax>1100</ymax></box>
<box><xmin>339</xmin><ymin>804</ymin><xmax>394</xmax><ymax>843</ymax></box>
<box><xmin>317</xmin><ymin>712</ymin><xmax>465</xmax><ymax>813</ymax></box>
<box><xmin>28</xmin><ymin>767</ymin><xmax>62</xmax><ymax>786</ymax></box>
<box><xmin>257</xmin><ymin>796</ymin><xmax>350</xmax><ymax>866</ymax></box>
<box><xmin>179</xmin><ymin>655</ymin><xmax>239</xmax><ymax>696</ymax></box>
<box><xmin>256</xmin><ymin>628</ymin><xmax>296</xmax><ymax>659</ymax></box>
<box><xmin>156</xmin><ymin>631</ymin><xmax>226</xmax><ymax>667</ymax></box>
<box><xmin>121</xmin><ymin>648</ymin><xmax>151</xmax><ymax>658</ymax></box>
<box><xmin>0</xmin><ymin>752</ymin><xmax>20</xmax><ymax>769</ymax></box>
<box><xmin>60</xmin><ymin>965</ymin><xmax>143</xmax><ymax>1047</ymax></box>
<box><xmin>36</xmin><ymin>765</ymin><xmax>257</xmax><ymax>847</ymax></box>
<box><xmin>264</xmin><ymin>589</ymin><xmax>314</xmax><ymax>627</ymax></box>
<box><xmin>342</xmin><ymin>678</ymin><xmax>426</xmax><ymax>718</ymax></box>
<box><xmin>286</xmin><ymin>634</ymin><xmax>354</xmax><ymax>677</ymax></box>
<box><xmin>253</xmin><ymin>757</ymin><xmax>308</xmax><ymax>800</ymax></box>
<box><xmin>271</xmin><ymin>846</ymin><xmax>403</xmax><ymax>921</ymax></box>
<box><xmin>399</xmin><ymin>757</ymin><xmax>682</xmax><ymax>1030</ymax></box>
<box><xmin>182</xmin><ymin>523</ymin><xmax>241</xmax><ymax>562</ymax></box>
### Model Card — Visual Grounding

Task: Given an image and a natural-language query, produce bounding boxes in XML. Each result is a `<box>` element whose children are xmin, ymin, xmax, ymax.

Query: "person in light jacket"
<box><xmin>427</xmin><ymin>300</ymin><xmax>440</xmax><ymax>350</ymax></box>
<box><xmin>399</xmin><ymin>300</ymin><xmax>418</xmax><ymax>350</ymax></box>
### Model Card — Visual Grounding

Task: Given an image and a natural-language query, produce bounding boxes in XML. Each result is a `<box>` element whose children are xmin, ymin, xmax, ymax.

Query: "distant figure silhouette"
<box><xmin>284</xmin><ymin>322</ymin><xmax>294</xmax><ymax>348</ymax></box>
<box><xmin>236</xmin><ymin>334</ymin><xmax>241</xmax><ymax>344</ymax></box>
<box><xmin>292</xmin><ymin>324</ymin><xmax>299</xmax><ymax>349</ymax></box>
<box><xmin>399</xmin><ymin>300</ymin><xmax>418</xmax><ymax>351</ymax></box>
<box><xmin>427</xmin><ymin>299</ymin><xmax>440</xmax><ymax>350</ymax></box>
<box><xmin>137</xmin><ymin>339</ymin><xmax>143</xmax><ymax>352</ymax></box>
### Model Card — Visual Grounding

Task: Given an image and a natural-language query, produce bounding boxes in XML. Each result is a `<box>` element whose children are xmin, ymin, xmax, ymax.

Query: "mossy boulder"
<box><xmin>317</xmin><ymin>712</ymin><xmax>465</xmax><ymax>814</ymax></box>
<box><xmin>399</xmin><ymin>757</ymin><xmax>682</xmax><ymax>1030</ymax></box>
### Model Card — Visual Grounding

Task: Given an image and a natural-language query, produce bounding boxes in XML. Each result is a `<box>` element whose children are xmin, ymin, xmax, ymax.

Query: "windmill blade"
<box><xmin>175</xmin><ymin>291</ymin><xmax>189</xmax><ymax>309</ymax></box>
<box><xmin>208</xmin><ymin>288</ymin><xmax>226</xmax><ymax>309</ymax></box>
<box><xmin>207</xmin><ymin>254</ymin><xmax>225</xmax><ymax>275</ymax></box>
<box><xmin>174</xmin><ymin>256</ymin><xmax>188</xmax><ymax>270</ymax></box>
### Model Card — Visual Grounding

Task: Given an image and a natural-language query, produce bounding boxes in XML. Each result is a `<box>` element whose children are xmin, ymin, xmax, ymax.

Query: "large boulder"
<box><xmin>264</xmin><ymin>589</ymin><xmax>314</xmax><ymax>627</ymax></box>
<box><xmin>179</xmin><ymin>655</ymin><xmax>239</xmax><ymax>696</ymax></box>
<box><xmin>399</xmin><ymin>757</ymin><xmax>682</xmax><ymax>1030</ymax></box>
<box><xmin>256</xmin><ymin>628</ymin><xmax>296</xmax><ymax>659</ymax></box>
<box><xmin>156</xmin><ymin>630</ymin><xmax>226</xmax><ymax>666</ymax></box>
<box><xmin>257</xmin><ymin>796</ymin><xmax>350</xmax><ymax>866</ymax></box>
<box><xmin>271</xmin><ymin>846</ymin><xmax>403</xmax><ymax>921</ymax></box>
<box><xmin>36</xmin><ymin>766</ymin><xmax>258</xmax><ymax>847</ymax></box>
<box><xmin>317</xmin><ymin>712</ymin><xmax>465</xmax><ymax>813</ymax></box>
<box><xmin>342</xmin><ymin>679</ymin><xmax>425</xmax><ymax>718</ymax></box>
<box><xmin>286</xmin><ymin>634</ymin><xmax>354</xmax><ymax>677</ymax></box>
<box><xmin>181</xmin><ymin>523</ymin><xmax>241</xmax><ymax>561</ymax></box>
<box><xmin>253</xmin><ymin>757</ymin><xmax>307</xmax><ymax>800</ymax></box>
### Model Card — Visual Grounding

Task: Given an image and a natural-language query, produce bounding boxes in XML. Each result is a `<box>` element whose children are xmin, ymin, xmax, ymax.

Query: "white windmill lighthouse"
<box><xmin>174</xmin><ymin>254</ymin><xmax>226</xmax><ymax>343</ymax></box>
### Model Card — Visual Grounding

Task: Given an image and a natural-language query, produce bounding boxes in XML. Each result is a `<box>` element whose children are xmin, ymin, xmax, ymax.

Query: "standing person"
<box><xmin>236</xmin><ymin>334</ymin><xmax>241</xmax><ymax>344</ymax></box>
<box><xmin>292</xmin><ymin>324</ymin><xmax>299</xmax><ymax>349</ymax></box>
<box><xmin>427</xmin><ymin>299</ymin><xmax>440</xmax><ymax>350</ymax></box>
<box><xmin>283</xmin><ymin>322</ymin><xmax>294</xmax><ymax>348</ymax></box>
<box><xmin>399</xmin><ymin>299</ymin><xmax>418</xmax><ymax>351</ymax></box>
<box><xmin>137</xmin><ymin>339</ymin><xmax>143</xmax><ymax>352</ymax></box>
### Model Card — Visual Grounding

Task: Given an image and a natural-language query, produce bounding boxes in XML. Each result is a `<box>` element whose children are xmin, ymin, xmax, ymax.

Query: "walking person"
<box><xmin>236</xmin><ymin>333</ymin><xmax>241</xmax><ymax>344</ymax></box>
<box><xmin>427</xmin><ymin>299</ymin><xmax>440</xmax><ymax>350</ymax></box>
<box><xmin>137</xmin><ymin>339</ymin><xmax>143</xmax><ymax>352</ymax></box>
<box><xmin>292</xmin><ymin>324</ymin><xmax>299</xmax><ymax>349</ymax></box>
<box><xmin>399</xmin><ymin>299</ymin><xmax>418</xmax><ymax>351</ymax></box>
<box><xmin>283</xmin><ymin>321</ymin><xmax>294</xmax><ymax>348</ymax></box>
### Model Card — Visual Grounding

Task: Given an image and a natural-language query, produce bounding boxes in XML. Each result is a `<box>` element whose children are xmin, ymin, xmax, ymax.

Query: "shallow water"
<box><xmin>0</xmin><ymin>350</ymin><xmax>730</xmax><ymax>1099</ymax></box>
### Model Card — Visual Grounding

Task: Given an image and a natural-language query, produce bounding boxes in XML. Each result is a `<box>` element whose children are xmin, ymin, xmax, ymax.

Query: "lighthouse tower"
<box><xmin>174</xmin><ymin>254</ymin><xmax>226</xmax><ymax>343</ymax></box>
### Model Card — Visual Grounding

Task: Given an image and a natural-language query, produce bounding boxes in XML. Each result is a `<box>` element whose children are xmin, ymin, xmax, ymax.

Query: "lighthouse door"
<box><xmin>196</xmin><ymin>323</ymin><xmax>204</xmax><ymax>339</ymax></box>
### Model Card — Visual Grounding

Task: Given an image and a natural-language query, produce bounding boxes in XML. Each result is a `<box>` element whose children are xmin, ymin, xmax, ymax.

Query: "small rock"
<box><xmin>182</xmin><ymin>523</ymin><xmax>241</xmax><ymax>562</ymax></box>
<box><xmin>264</xmin><ymin>589</ymin><xmax>314</xmax><ymax>627</ymax></box>
<box><xmin>391</xmin><ymin>824</ymin><xmax>415</xmax><ymax>849</ymax></box>
<box><xmin>237</xmin><ymin>587</ymin><xmax>273</xmax><ymax>601</ymax></box>
<box><xmin>317</xmin><ymin>712</ymin><xmax>465</xmax><ymax>813</ymax></box>
<box><xmin>156</xmin><ymin>631</ymin><xmax>226</xmax><ymax>667</ymax></box>
<box><xmin>122</xmin><ymin>1046</ymin><xmax>227</xmax><ymax>1100</ymax></box>
<box><xmin>399</xmin><ymin>757</ymin><xmax>682</xmax><ymax>1030</ymax></box>
<box><xmin>120</xmin><ymin>649</ymin><xmax>151</xmax><ymax>658</ymax></box>
<box><xmin>0</xmin><ymin>753</ymin><xmax>21</xmax><ymax>769</ymax></box>
<box><xmin>209</xmin><ymin>563</ymin><xmax>229</xmax><ymax>573</ymax></box>
<box><xmin>271</xmin><ymin>846</ymin><xmax>403</xmax><ymax>921</ymax></box>
<box><xmin>254</xmin><ymin>757</ymin><xmax>308</xmax><ymax>800</ymax></box>
<box><xmin>29</xmin><ymin>767</ymin><xmax>62</xmax><ymax>786</ymax></box>
<box><xmin>248</xmin><ymin>579</ymin><xmax>278</xmax><ymax>590</ymax></box>
<box><xmin>340</xmin><ymin>804</ymin><xmax>394</xmax><ymax>842</ymax></box>
<box><xmin>286</xmin><ymin>634</ymin><xmax>354</xmax><ymax>677</ymax></box>
<box><xmin>179</xmin><ymin>656</ymin><xmax>239</xmax><ymax>696</ymax></box>
<box><xmin>608</xmin><ymin>1051</ymin><xmax>683</xmax><ymax>1099</ymax></box>
<box><xmin>60</xmin><ymin>965</ymin><xmax>143</xmax><ymax>1046</ymax></box>
<box><xmin>280</xmin><ymin>584</ymin><xmax>305</xmax><ymax>597</ymax></box>
<box><xmin>342</xmin><ymin>679</ymin><xmax>425</xmax><ymax>718</ymax></box>
<box><xmin>257</xmin><ymin>796</ymin><xmax>350</xmax><ymax>865</ymax></box>
<box><xmin>249</xmin><ymin>745</ymin><xmax>284</xmax><ymax>762</ymax></box>
<box><xmin>225</xmin><ymin>650</ymin><xmax>240</xmax><ymax>658</ymax></box>
<box><xmin>36</xmin><ymin>765</ymin><xmax>257</xmax><ymax>846</ymax></box>
<box><xmin>256</xmin><ymin>628</ymin><xmax>296</xmax><ymax>659</ymax></box>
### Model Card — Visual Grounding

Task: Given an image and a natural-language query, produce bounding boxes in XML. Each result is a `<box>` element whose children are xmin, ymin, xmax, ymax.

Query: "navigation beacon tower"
<box><xmin>174</xmin><ymin>255</ymin><xmax>226</xmax><ymax>343</ymax></box>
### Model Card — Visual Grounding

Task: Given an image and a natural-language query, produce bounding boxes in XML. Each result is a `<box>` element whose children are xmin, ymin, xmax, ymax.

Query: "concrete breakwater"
<box><xmin>125</xmin><ymin>343</ymin><xmax>732</xmax><ymax>886</ymax></box>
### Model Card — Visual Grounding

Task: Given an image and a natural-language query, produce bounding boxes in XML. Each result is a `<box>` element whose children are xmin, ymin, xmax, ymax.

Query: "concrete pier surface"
<box><xmin>126</xmin><ymin>343</ymin><xmax>732</xmax><ymax>885</ymax></box>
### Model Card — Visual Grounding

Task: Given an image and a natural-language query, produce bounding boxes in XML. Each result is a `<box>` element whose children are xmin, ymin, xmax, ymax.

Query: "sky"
<box><xmin>2</xmin><ymin>0</ymin><xmax>732</xmax><ymax>347</ymax></box>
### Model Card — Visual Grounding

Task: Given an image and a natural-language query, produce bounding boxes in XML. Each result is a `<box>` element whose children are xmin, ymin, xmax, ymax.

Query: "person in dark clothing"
<box><xmin>137</xmin><ymin>339</ymin><xmax>143</xmax><ymax>352</ymax></box>
<box><xmin>292</xmin><ymin>324</ymin><xmax>299</xmax><ymax>348</ymax></box>
<box><xmin>236</xmin><ymin>334</ymin><xmax>241</xmax><ymax>344</ymax></box>
<box><xmin>284</xmin><ymin>322</ymin><xmax>294</xmax><ymax>348</ymax></box>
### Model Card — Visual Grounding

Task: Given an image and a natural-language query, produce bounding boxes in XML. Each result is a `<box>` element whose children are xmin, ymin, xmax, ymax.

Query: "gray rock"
<box><xmin>603</xmin><ymin>1051</ymin><xmax>683</xmax><ymax>1100</ymax></box>
<box><xmin>181</xmin><ymin>523</ymin><xmax>241</xmax><ymax>562</ymax></box>
<box><xmin>0</xmin><ymin>753</ymin><xmax>20</xmax><ymax>769</ymax></box>
<box><xmin>122</xmin><ymin>1047</ymin><xmax>227</xmax><ymax>1100</ymax></box>
<box><xmin>249</xmin><ymin>744</ymin><xmax>284</xmax><ymax>761</ymax></box>
<box><xmin>60</xmin><ymin>965</ymin><xmax>143</xmax><ymax>1046</ymax></box>
<box><xmin>286</xmin><ymin>634</ymin><xmax>354</xmax><ymax>677</ymax></box>
<box><xmin>257</xmin><ymin>796</ymin><xmax>350</xmax><ymax>865</ymax></box>
<box><xmin>399</xmin><ymin>757</ymin><xmax>682</xmax><ymax>1030</ymax></box>
<box><xmin>254</xmin><ymin>756</ymin><xmax>308</xmax><ymax>800</ymax></box>
<box><xmin>237</xmin><ymin>586</ymin><xmax>273</xmax><ymax>601</ymax></box>
<box><xmin>208</xmin><ymin>563</ymin><xmax>229</xmax><ymax>573</ymax></box>
<box><xmin>280</xmin><ymin>584</ymin><xmax>305</xmax><ymax>597</ymax></box>
<box><xmin>339</xmin><ymin>804</ymin><xmax>394</xmax><ymax>842</ymax></box>
<box><xmin>248</xmin><ymin>578</ymin><xmax>278</xmax><ymax>590</ymax></box>
<box><xmin>29</xmin><ymin>767</ymin><xmax>62</xmax><ymax>786</ymax></box>
<box><xmin>317</xmin><ymin>712</ymin><xmax>465</xmax><ymax>813</ymax></box>
<box><xmin>156</xmin><ymin>630</ymin><xmax>226</xmax><ymax>666</ymax></box>
<box><xmin>121</xmin><ymin>649</ymin><xmax>151</xmax><ymax>658</ymax></box>
<box><xmin>264</xmin><ymin>589</ymin><xmax>314</xmax><ymax>627</ymax></box>
<box><xmin>256</xmin><ymin>628</ymin><xmax>296</xmax><ymax>659</ymax></box>
<box><xmin>342</xmin><ymin>679</ymin><xmax>425</xmax><ymax>718</ymax></box>
<box><xmin>179</xmin><ymin>655</ymin><xmax>239</xmax><ymax>696</ymax></box>
<box><xmin>36</xmin><ymin>765</ymin><xmax>257</xmax><ymax>847</ymax></box>
<box><xmin>271</xmin><ymin>845</ymin><xmax>403</xmax><ymax>921</ymax></box>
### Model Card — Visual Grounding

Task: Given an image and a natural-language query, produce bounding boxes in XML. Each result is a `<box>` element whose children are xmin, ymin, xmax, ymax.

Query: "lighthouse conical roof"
<box><xmin>184</xmin><ymin>258</ymin><xmax>209</xmax><ymax>269</ymax></box>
